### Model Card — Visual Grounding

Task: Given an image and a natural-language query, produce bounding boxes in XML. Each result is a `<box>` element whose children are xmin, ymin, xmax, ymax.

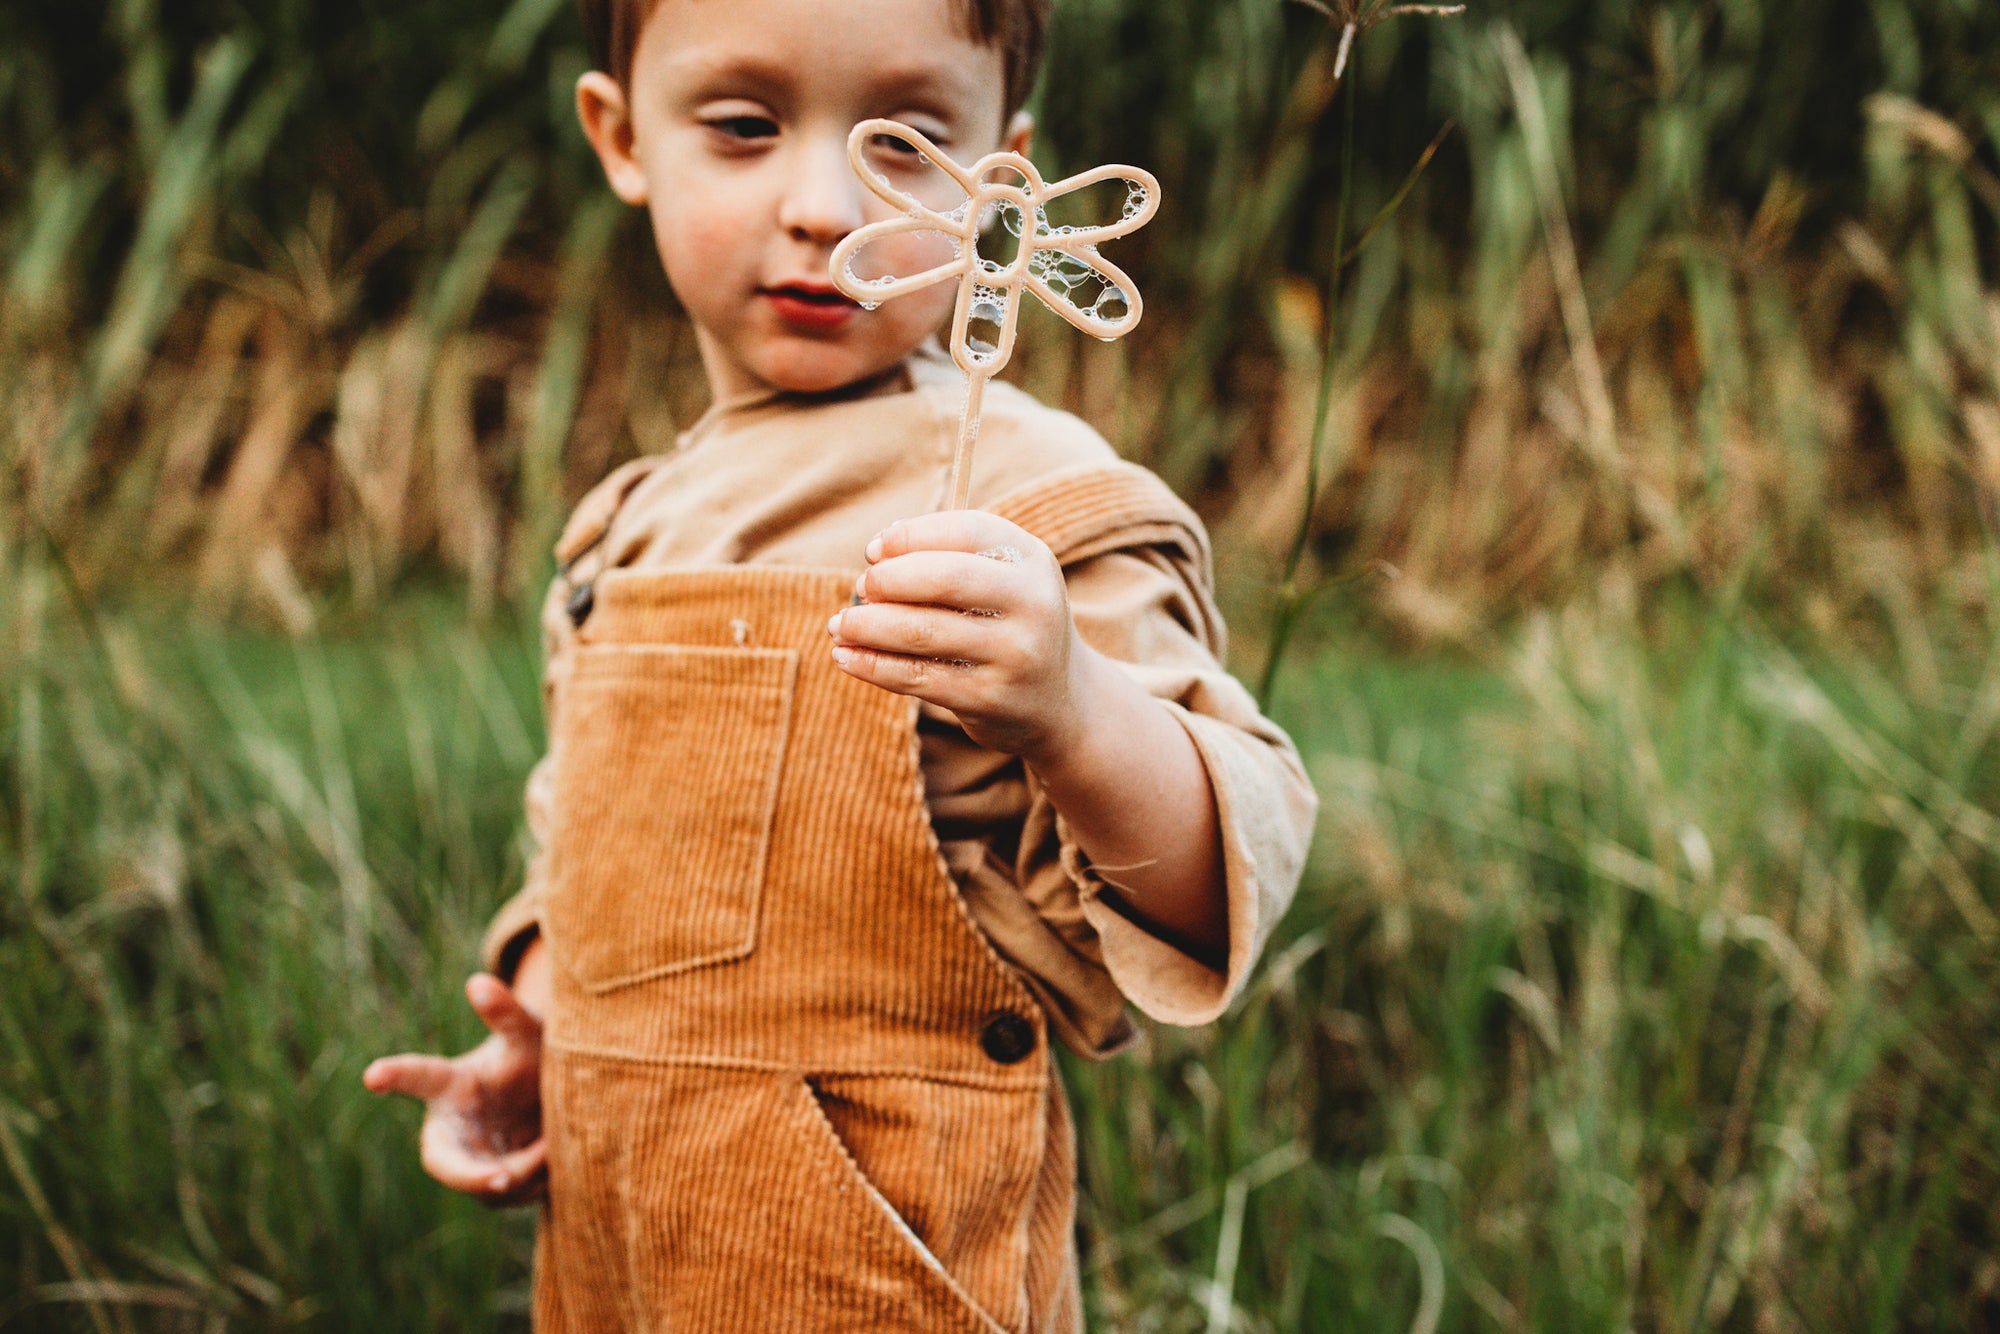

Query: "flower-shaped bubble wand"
<box><xmin>830</xmin><ymin>119</ymin><xmax>1160</xmax><ymax>511</ymax></box>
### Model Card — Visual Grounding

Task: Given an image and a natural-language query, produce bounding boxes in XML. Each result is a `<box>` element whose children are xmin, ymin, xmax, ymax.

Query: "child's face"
<box><xmin>579</xmin><ymin>0</ymin><xmax>1028</xmax><ymax>401</ymax></box>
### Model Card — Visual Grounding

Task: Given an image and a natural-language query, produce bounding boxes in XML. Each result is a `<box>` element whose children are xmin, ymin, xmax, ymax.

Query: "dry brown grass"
<box><xmin>2</xmin><ymin>12</ymin><xmax>1994</xmax><ymax>657</ymax></box>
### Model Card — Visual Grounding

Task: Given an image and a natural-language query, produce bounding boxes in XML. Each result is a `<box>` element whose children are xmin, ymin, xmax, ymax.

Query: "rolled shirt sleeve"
<box><xmin>1039</xmin><ymin>547</ymin><xmax>1317</xmax><ymax>1026</ymax></box>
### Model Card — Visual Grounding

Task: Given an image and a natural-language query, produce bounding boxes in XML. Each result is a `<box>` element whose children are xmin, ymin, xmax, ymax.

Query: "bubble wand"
<box><xmin>829</xmin><ymin>119</ymin><xmax>1160</xmax><ymax>511</ymax></box>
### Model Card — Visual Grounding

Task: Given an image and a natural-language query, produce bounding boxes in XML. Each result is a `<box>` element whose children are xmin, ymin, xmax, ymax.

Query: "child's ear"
<box><xmin>1003</xmin><ymin>111</ymin><xmax>1034</xmax><ymax>160</ymax></box>
<box><xmin>577</xmin><ymin>71</ymin><xmax>649</xmax><ymax>206</ymax></box>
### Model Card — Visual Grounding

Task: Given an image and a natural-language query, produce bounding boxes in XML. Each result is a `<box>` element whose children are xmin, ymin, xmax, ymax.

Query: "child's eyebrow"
<box><xmin>666</xmin><ymin>52</ymin><xmax>796</xmax><ymax>101</ymax></box>
<box><xmin>857</xmin><ymin>63</ymin><xmax>981</xmax><ymax>112</ymax></box>
<box><xmin>665</xmin><ymin>52</ymin><xmax>983</xmax><ymax>122</ymax></box>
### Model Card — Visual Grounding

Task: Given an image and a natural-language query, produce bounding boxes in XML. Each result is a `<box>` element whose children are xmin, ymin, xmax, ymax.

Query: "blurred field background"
<box><xmin>4</xmin><ymin>0</ymin><xmax>1999</xmax><ymax>1327</ymax></box>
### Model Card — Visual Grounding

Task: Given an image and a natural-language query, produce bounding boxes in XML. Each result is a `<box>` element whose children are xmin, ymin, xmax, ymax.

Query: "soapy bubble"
<box><xmin>841</xmin><ymin>228</ymin><xmax>962</xmax><ymax>291</ymax></box>
<box><xmin>1091</xmin><ymin>286</ymin><xmax>1130</xmax><ymax>321</ymax></box>
<box><xmin>975</xmin><ymin>200</ymin><xmax>1028</xmax><ymax>271</ymax></box>
<box><xmin>1038</xmin><ymin>176</ymin><xmax>1150</xmax><ymax>236</ymax></box>
<box><xmin>963</xmin><ymin>286</ymin><xmax>1008</xmax><ymax>365</ymax></box>
<box><xmin>1027</xmin><ymin>247</ymin><xmax>1096</xmax><ymax>296</ymax></box>
<box><xmin>864</xmin><ymin>133</ymin><xmax>968</xmax><ymax>214</ymax></box>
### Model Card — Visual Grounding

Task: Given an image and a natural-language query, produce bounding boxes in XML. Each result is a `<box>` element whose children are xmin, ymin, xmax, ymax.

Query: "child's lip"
<box><xmin>764</xmin><ymin>282</ymin><xmax>858</xmax><ymax>305</ymax></box>
<box><xmin>763</xmin><ymin>283</ymin><xmax>860</xmax><ymax>329</ymax></box>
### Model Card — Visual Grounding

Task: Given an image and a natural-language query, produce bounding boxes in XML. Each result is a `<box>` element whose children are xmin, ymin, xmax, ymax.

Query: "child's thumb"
<box><xmin>467</xmin><ymin>973</ymin><xmax>542</xmax><ymax>1043</ymax></box>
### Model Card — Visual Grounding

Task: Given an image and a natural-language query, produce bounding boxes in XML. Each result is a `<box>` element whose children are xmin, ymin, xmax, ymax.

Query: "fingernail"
<box><xmin>865</xmin><ymin>536</ymin><xmax>883</xmax><ymax>562</ymax></box>
<box><xmin>826</xmin><ymin>611</ymin><xmax>841</xmax><ymax>637</ymax></box>
<box><xmin>831</xmin><ymin>646</ymin><xmax>853</xmax><ymax>668</ymax></box>
<box><xmin>853</xmin><ymin>573</ymin><xmax>868</xmax><ymax>601</ymax></box>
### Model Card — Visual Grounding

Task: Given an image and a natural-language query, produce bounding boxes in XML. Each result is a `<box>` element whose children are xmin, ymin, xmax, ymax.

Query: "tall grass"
<box><xmin>4</xmin><ymin>549</ymin><xmax>1996</xmax><ymax>1327</ymax></box>
<box><xmin>1</xmin><ymin>571</ymin><xmax>543</xmax><ymax>1327</ymax></box>
<box><xmin>4</xmin><ymin>0</ymin><xmax>2000</xmax><ymax>1326</ymax></box>
<box><xmin>1077</xmin><ymin>581</ymin><xmax>2000</xmax><ymax>1329</ymax></box>
<box><xmin>2</xmin><ymin>0</ymin><xmax>1994</xmax><ymax>622</ymax></box>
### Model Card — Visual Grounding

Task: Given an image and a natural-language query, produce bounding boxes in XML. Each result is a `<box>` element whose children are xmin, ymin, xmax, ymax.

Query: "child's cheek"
<box><xmin>652</xmin><ymin>207</ymin><xmax>752</xmax><ymax>314</ymax></box>
<box><xmin>896</xmin><ymin>229</ymin><xmax>962</xmax><ymax>276</ymax></box>
<box><xmin>895</xmin><ymin>280</ymin><xmax>959</xmax><ymax>338</ymax></box>
<box><xmin>852</xmin><ymin>286</ymin><xmax>956</xmax><ymax>371</ymax></box>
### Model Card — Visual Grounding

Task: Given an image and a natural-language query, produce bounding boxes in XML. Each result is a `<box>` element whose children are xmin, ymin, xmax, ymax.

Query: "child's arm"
<box><xmin>828</xmin><ymin>511</ymin><xmax>1228</xmax><ymax>963</ymax></box>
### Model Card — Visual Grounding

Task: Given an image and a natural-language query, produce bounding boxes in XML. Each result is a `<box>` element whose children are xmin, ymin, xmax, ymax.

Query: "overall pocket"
<box><xmin>544</xmin><ymin>643</ymin><xmax>797</xmax><ymax>992</ymax></box>
<box><xmin>789</xmin><ymin>1078</ymin><xmax>1017</xmax><ymax>1333</ymax></box>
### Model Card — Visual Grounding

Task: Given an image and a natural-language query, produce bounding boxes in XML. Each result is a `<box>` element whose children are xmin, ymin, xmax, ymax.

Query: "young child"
<box><xmin>364</xmin><ymin>0</ymin><xmax>1316</xmax><ymax>1326</ymax></box>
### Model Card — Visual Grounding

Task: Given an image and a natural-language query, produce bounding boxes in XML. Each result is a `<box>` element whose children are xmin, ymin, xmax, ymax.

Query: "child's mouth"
<box><xmin>764</xmin><ymin>284</ymin><xmax>860</xmax><ymax>330</ymax></box>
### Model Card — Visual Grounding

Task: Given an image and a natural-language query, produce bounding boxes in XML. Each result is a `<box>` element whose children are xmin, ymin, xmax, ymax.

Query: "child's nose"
<box><xmin>778</xmin><ymin>135</ymin><xmax>864</xmax><ymax>245</ymax></box>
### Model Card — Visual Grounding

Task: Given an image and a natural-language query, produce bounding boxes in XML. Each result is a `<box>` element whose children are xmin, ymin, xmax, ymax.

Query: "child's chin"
<box><xmin>758</xmin><ymin>348</ymin><xmax>901</xmax><ymax>396</ymax></box>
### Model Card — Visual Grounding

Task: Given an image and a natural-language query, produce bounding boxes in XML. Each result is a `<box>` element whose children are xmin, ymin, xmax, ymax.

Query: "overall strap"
<box><xmin>984</xmin><ymin>461</ymin><xmax>1210</xmax><ymax>572</ymax></box>
<box><xmin>554</xmin><ymin>455</ymin><xmax>669</xmax><ymax>571</ymax></box>
<box><xmin>984</xmin><ymin>461</ymin><xmax>1222</xmax><ymax>652</ymax></box>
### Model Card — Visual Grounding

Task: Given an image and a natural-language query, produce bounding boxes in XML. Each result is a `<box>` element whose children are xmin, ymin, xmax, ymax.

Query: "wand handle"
<box><xmin>945</xmin><ymin>373</ymin><xmax>988</xmax><ymax>511</ymax></box>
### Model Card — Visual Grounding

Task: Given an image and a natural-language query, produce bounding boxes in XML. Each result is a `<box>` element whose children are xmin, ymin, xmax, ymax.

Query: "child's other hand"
<box><xmin>362</xmin><ymin>964</ymin><xmax>547</xmax><ymax>1208</ymax></box>
<box><xmin>829</xmin><ymin>512</ymin><xmax>1091</xmax><ymax>762</ymax></box>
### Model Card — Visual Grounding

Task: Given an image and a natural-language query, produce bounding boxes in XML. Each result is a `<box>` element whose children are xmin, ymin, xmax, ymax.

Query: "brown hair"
<box><xmin>577</xmin><ymin>0</ymin><xmax>1050</xmax><ymax>114</ymax></box>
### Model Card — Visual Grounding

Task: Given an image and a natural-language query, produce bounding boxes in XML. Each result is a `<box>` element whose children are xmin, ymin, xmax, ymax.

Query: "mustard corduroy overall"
<box><xmin>529</xmin><ymin>469</ymin><xmax>1195</xmax><ymax>1331</ymax></box>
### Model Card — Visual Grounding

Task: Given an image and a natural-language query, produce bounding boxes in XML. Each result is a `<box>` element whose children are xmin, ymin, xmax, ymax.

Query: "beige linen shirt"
<box><xmin>481</xmin><ymin>348</ymin><xmax>1316</xmax><ymax>1057</ymax></box>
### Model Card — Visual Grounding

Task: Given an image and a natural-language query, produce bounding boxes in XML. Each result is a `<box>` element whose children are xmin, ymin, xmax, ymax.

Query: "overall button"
<box><xmin>980</xmin><ymin>1012</ymin><xmax>1036</xmax><ymax>1064</ymax></box>
<box><xmin>566</xmin><ymin>581</ymin><xmax>595</xmax><ymax>626</ymax></box>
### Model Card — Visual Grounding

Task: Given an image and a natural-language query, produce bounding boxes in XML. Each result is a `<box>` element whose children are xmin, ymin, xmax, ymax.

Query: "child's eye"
<box><xmin>867</xmin><ymin>133</ymin><xmax>954</xmax><ymax>183</ymax></box>
<box><xmin>709</xmin><ymin>115</ymin><xmax>778</xmax><ymax>141</ymax></box>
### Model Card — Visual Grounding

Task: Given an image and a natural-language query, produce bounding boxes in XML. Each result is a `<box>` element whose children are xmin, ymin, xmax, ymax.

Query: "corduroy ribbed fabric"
<box><xmin>534</xmin><ymin>565</ymin><xmax>1075</xmax><ymax>1332</ymax></box>
<box><xmin>482</xmin><ymin>361</ymin><xmax>1320</xmax><ymax>1051</ymax></box>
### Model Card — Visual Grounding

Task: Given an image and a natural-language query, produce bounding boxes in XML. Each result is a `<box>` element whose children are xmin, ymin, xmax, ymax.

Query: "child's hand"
<box><xmin>837</xmin><ymin>509</ymin><xmax>1233</xmax><ymax>963</ymax></box>
<box><xmin>362</xmin><ymin>968</ymin><xmax>547</xmax><ymax>1207</ymax></box>
<box><xmin>828</xmin><ymin>512</ymin><xmax>1091</xmax><ymax>762</ymax></box>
